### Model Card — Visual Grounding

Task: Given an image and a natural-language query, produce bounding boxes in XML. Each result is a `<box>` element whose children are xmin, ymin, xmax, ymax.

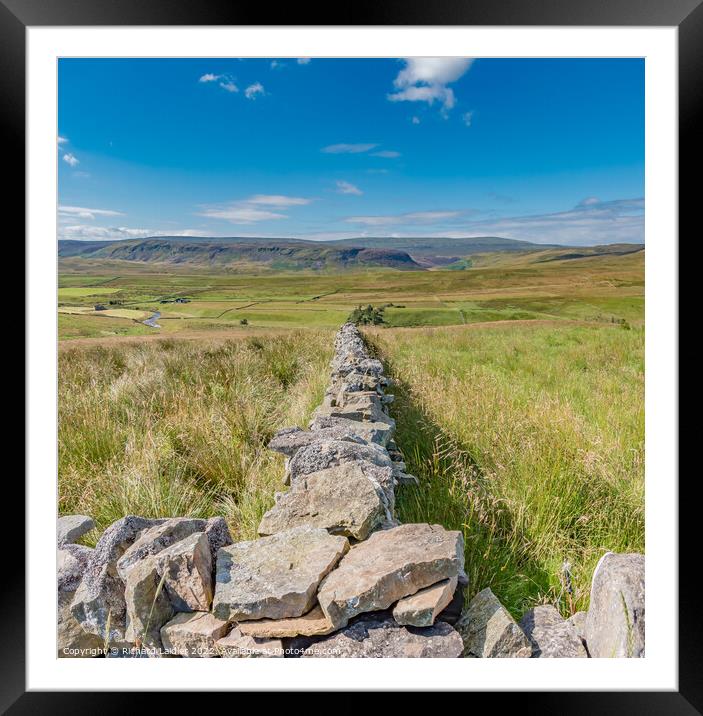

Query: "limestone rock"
<box><xmin>57</xmin><ymin>543</ymin><xmax>104</xmax><ymax>658</ymax></box>
<box><xmin>435</xmin><ymin>580</ymin><xmax>466</xmax><ymax>625</ymax></box>
<box><xmin>70</xmin><ymin>515</ymin><xmax>164</xmax><ymax>641</ymax></box>
<box><xmin>58</xmin><ymin>543</ymin><xmax>93</xmax><ymax>594</ymax></box>
<box><xmin>213</xmin><ymin>526</ymin><xmax>349</xmax><ymax>623</ymax></box>
<box><xmin>519</xmin><ymin>605</ymin><xmax>588</xmax><ymax>658</ymax></box>
<box><xmin>317</xmin><ymin>523</ymin><xmax>464</xmax><ymax>629</ymax></box>
<box><xmin>392</xmin><ymin>576</ymin><xmax>458</xmax><ymax>627</ymax></box>
<box><xmin>203</xmin><ymin>516</ymin><xmax>234</xmax><ymax>564</ymax></box>
<box><xmin>268</xmin><ymin>426</ymin><xmax>365</xmax><ymax>458</ymax></box>
<box><xmin>238</xmin><ymin>605</ymin><xmax>335</xmax><ymax>639</ymax></box>
<box><xmin>568</xmin><ymin>610</ymin><xmax>588</xmax><ymax>645</ymax></box>
<box><xmin>124</xmin><ymin>557</ymin><xmax>174</xmax><ymax>650</ymax></box>
<box><xmin>300</xmin><ymin>614</ymin><xmax>463</xmax><ymax>658</ymax></box>
<box><xmin>455</xmin><ymin>587</ymin><xmax>531</xmax><ymax>658</ymax></box>
<box><xmin>57</xmin><ymin>514</ymin><xmax>95</xmax><ymax>546</ymax></box>
<box><xmin>309</xmin><ymin>415</ymin><xmax>395</xmax><ymax>446</ymax></box>
<box><xmin>584</xmin><ymin>552</ymin><xmax>645</xmax><ymax>658</ymax></box>
<box><xmin>154</xmin><ymin>531</ymin><xmax>213</xmax><ymax>612</ymax></box>
<box><xmin>160</xmin><ymin>611</ymin><xmax>230</xmax><ymax>657</ymax></box>
<box><xmin>116</xmin><ymin>517</ymin><xmax>207</xmax><ymax>580</ymax></box>
<box><xmin>216</xmin><ymin>627</ymin><xmax>284</xmax><ymax>658</ymax></box>
<box><xmin>58</xmin><ymin>590</ymin><xmax>105</xmax><ymax>658</ymax></box>
<box><xmin>258</xmin><ymin>463</ymin><xmax>387</xmax><ymax>540</ymax></box>
<box><xmin>314</xmin><ymin>398</ymin><xmax>392</xmax><ymax>426</ymax></box>
<box><xmin>287</xmin><ymin>439</ymin><xmax>393</xmax><ymax>484</ymax></box>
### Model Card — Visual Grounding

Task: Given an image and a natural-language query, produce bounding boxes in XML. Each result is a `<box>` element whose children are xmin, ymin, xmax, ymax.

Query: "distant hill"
<box><xmin>58</xmin><ymin>238</ymin><xmax>424</xmax><ymax>272</ymax></box>
<box><xmin>332</xmin><ymin>235</ymin><xmax>562</xmax><ymax>261</ymax></box>
<box><xmin>58</xmin><ymin>236</ymin><xmax>644</xmax><ymax>273</ymax></box>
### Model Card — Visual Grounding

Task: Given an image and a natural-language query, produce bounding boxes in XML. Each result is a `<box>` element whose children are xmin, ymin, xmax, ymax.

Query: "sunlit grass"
<box><xmin>366</xmin><ymin>322</ymin><xmax>644</xmax><ymax>618</ymax></box>
<box><xmin>58</xmin><ymin>332</ymin><xmax>334</xmax><ymax>543</ymax></box>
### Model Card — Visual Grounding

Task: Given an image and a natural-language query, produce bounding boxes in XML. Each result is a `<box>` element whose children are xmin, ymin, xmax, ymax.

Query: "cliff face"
<box><xmin>58</xmin><ymin>239</ymin><xmax>424</xmax><ymax>271</ymax></box>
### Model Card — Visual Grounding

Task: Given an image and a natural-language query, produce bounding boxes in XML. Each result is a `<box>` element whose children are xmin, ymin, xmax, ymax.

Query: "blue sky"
<box><xmin>58</xmin><ymin>57</ymin><xmax>644</xmax><ymax>246</ymax></box>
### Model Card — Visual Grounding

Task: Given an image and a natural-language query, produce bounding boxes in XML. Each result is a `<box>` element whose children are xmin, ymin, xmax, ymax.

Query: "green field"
<box><xmin>58</xmin><ymin>248</ymin><xmax>644</xmax><ymax>617</ymax></box>
<box><xmin>58</xmin><ymin>249</ymin><xmax>643</xmax><ymax>340</ymax></box>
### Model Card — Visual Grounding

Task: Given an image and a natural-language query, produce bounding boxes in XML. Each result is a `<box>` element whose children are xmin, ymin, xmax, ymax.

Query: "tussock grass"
<box><xmin>59</xmin><ymin>332</ymin><xmax>334</xmax><ymax>543</ymax></box>
<box><xmin>366</xmin><ymin>323</ymin><xmax>644</xmax><ymax>617</ymax></box>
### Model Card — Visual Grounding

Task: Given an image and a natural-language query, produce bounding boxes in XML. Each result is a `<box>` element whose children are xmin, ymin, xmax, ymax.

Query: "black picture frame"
<box><xmin>4</xmin><ymin>0</ymin><xmax>688</xmax><ymax>710</ymax></box>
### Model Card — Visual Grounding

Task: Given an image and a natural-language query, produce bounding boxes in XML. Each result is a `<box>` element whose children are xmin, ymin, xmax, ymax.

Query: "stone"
<box><xmin>58</xmin><ymin>590</ymin><xmax>105</xmax><ymax>658</ymax></box>
<box><xmin>435</xmin><ymin>580</ymin><xmax>466</xmax><ymax>625</ymax></box>
<box><xmin>160</xmin><ymin>611</ymin><xmax>230</xmax><ymax>657</ymax></box>
<box><xmin>154</xmin><ymin>532</ymin><xmax>213</xmax><ymax>612</ymax></box>
<box><xmin>455</xmin><ymin>588</ymin><xmax>531</xmax><ymax>658</ymax></box>
<box><xmin>213</xmin><ymin>526</ymin><xmax>349</xmax><ymax>623</ymax></box>
<box><xmin>124</xmin><ymin>557</ymin><xmax>174</xmax><ymax>650</ymax></box>
<box><xmin>519</xmin><ymin>605</ymin><xmax>588</xmax><ymax>658</ymax></box>
<box><xmin>392</xmin><ymin>576</ymin><xmax>458</xmax><ymax>627</ymax></box>
<box><xmin>116</xmin><ymin>517</ymin><xmax>207</xmax><ymax>580</ymax></box>
<box><xmin>216</xmin><ymin>627</ymin><xmax>284</xmax><ymax>658</ymax></box>
<box><xmin>238</xmin><ymin>605</ymin><xmax>335</xmax><ymax>639</ymax></box>
<box><xmin>57</xmin><ymin>514</ymin><xmax>95</xmax><ymax>546</ymax></box>
<box><xmin>57</xmin><ymin>543</ymin><xmax>104</xmax><ymax>658</ymax></box>
<box><xmin>309</xmin><ymin>415</ymin><xmax>395</xmax><ymax>446</ymax></box>
<box><xmin>268</xmin><ymin>426</ymin><xmax>365</xmax><ymax>458</ymax></box>
<box><xmin>287</xmin><ymin>439</ymin><xmax>393</xmax><ymax>484</ymax></box>
<box><xmin>314</xmin><ymin>398</ymin><xmax>392</xmax><ymax>427</ymax></box>
<box><xmin>584</xmin><ymin>552</ymin><xmax>645</xmax><ymax>658</ymax></box>
<box><xmin>70</xmin><ymin>515</ymin><xmax>164</xmax><ymax>641</ymax></box>
<box><xmin>300</xmin><ymin>614</ymin><xmax>463</xmax><ymax>658</ymax></box>
<box><xmin>317</xmin><ymin>523</ymin><xmax>464</xmax><ymax>629</ymax></box>
<box><xmin>58</xmin><ymin>543</ymin><xmax>93</xmax><ymax>594</ymax></box>
<box><xmin>258</xmin><ymin>463</ymin><xmax>387</xmax><ymax>541</ymax></box>
<box><xmin>395</xmin><ymin>472</ymin><xmax>420</xmax><ymax>487</ymax></box>
<box><xmin>203</xmin><ymin>516</ymin><xmax>234</xmax><ymax>564</ymax></box>
<box><xmin>568</xmin><ymin>611</ymin><xmax>588</xmax><ymax>644</ymax></box>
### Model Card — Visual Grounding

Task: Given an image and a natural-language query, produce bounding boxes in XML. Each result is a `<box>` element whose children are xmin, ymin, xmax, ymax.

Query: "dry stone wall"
<box><xmin>57</xmin><ymin>323</ymin><xmax>644</xmax><ymax>659</ymax></box>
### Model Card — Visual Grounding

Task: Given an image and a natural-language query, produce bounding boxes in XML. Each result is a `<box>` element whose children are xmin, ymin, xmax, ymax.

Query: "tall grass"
<box><xmin>58</xmin><ymin>332</ymin><xmax>334</xmax><ymax>543</ymax></box>
<box><xmin>366</xmin><ymin>323</ymin><xmax>644</xmax><ymax>618</ymax></box>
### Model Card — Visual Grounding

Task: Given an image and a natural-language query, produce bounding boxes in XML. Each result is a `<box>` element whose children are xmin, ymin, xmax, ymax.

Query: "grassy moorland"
<box><xmin>58</xmin><ymin>332</ymin><xmax>333</xmax><ymax>542</ymax></box>
<box><xmin>58</xmin><ymin>248</ymin><xmax>643</xmax><ymax>339</ymax></box>
<box><xmin>366</xmin><ymin>321</ymin><xmax>644</xmax><ymax>617</ymax></box>
<box><xmin>58</xmin><ymin>248</ymin><xmax>644</xmax><ymax>617</ymax></box>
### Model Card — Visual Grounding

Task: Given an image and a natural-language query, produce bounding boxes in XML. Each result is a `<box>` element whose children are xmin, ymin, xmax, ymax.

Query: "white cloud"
<box><xmin>395</xmin><ymin>58</ymin><xmax>474</xmax><ymax>87</ymax></box>
<box><xmin>244</xmin><ymin>82</ymin><xmax>265</xmax><ymax>100</ymax></box>
<box><xmin>58</xmin><ymin>136</ymin><xmax>68</xmax><ymax>145</ymax></box>
<box><xmin>321</xmin><ymin>143</ymin><xmax>378</xmax><ymax>154</ymax></box>
<box><xmin>426</xmin><ymin>198</ymin><xmax>645</xmax><ymax>245</ymax></box>
<box><xmin>270</xmin><ymin>60</ymin><xmax>283</xmax><ymax>69</ymax></box>
<box><xmin>59</xmin><ymin>205</ymin><xmax>124</xmax><ymax>220</ymax></box>
<box><xmin>388</xmin><ymin>58</ymin><xmax>474</xmax><ymax>114</ymax></box>
<box><xmin>59</xmin><ymin>225</ymin><xmax>210</xmax><ymax>241</ymax></box>
<box><xmin>370</xmin><ymin>150</ymin><xmax>401</xmax><ymax>158</ymax></box>
<box><xmin>462</xmin><ymin>111</ymin><xmax>474</xmax><ymax>127</ymax></box>
<box><xmin>297</xmin><ymin>58</ymin><xmax>311</xmax><ymax>65</ymax></box>
<box><xmin>247</xmin><ymin>194</ymin><xmax>312</xmax><ymax>207</ymax></box>
<box><xmin>62</xmin><ymin>153</ymin><xmax>80</xmax><ymax>167</ymax></box>
<box><xmin>346</xmin><ymin>210</ymin><xmax>461</xmax><ymax>226</ymax></box>
<box><xmin>411</xmin><ymin>116</ymin><xmax>421</xmax><ymax>125</ymax></box>
<box><xmin>200</xmin><ymin>73</ymin><xmax>239</xmax><ymax>93</ymax></box>
<box><xmin>198</xmin><ymin>207</ymin><xmax>285</xmax><ymax>223</ymax></box>
<box><xmin>336</xmin><ymin>180</ymin><xmax>363</xmax><ymax>196</ymax></box>
<box><xmin>196</xmin><ymin>193</ymin><xmax>311</xmax><ymax>224</ymax></box>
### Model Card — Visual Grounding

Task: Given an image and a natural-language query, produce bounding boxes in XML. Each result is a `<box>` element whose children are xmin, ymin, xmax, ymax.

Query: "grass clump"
<box><xmin>58</xmin><ymin>331</ymin><xmax>334</xmax><ymax>543</ymax></box>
